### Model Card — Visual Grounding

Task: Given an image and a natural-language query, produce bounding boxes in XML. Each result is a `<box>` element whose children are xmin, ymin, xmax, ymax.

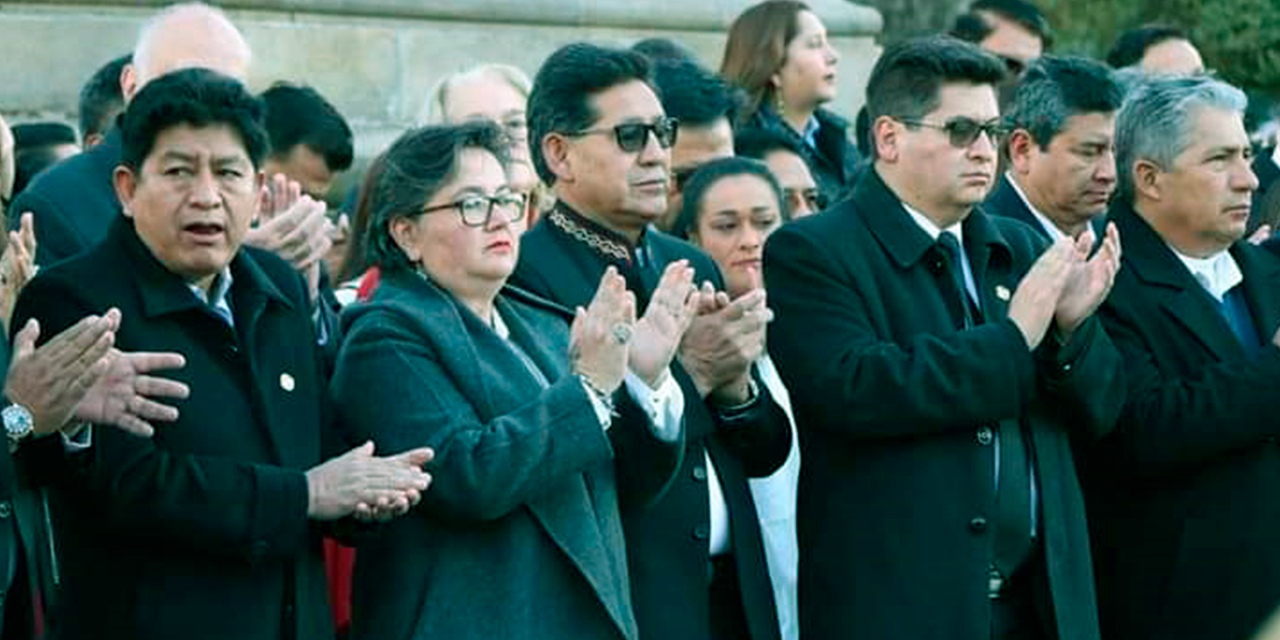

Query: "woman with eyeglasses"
<box><xmin>421</xmin><ymin>63</ymin><xmax>550</xmax><ymax>228</ymax></box>
<box><xmin>671</xmin><ymin>156</ymin><xmax>801</xmax><ymax>640</ymax></box>
<box><xmin>330</xmin><ymin>121</ymin><xmax>683</xmax><ymax>640</ymax></box>
<box><xmin>721</xmin><ymin>0</ymin><xmax>861</xmax><ymax>206</ymax></box>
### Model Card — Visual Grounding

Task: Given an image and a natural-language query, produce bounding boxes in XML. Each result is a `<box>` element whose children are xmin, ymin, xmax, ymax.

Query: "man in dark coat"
<box><xmin>10</xmin><ymin>68</ymin><xmax>432</xmax><ymax>640</ymax></box>
<box><xmin>765</xmin><ymin>36</ymin><xmax>1124</xmax><ymax>640</ymax></box>
<box><xmin>512</xmin><ymin>42</ymin><xmax>793</xmax><ymax>640</ymax></box>
<box><xmin>1087</xmin><ymin>75</ymin><xmax>1280</xmax><ymax>640</ymax></box>
<box><xmin>0</xmin><ymin>307</ymin><xmax>190</xmax><ymax>639</ymax></box>
<box><xmin>987</xmin><ymin>56</ymin><xmax>1121</xmax><ymax>242</ymax></box>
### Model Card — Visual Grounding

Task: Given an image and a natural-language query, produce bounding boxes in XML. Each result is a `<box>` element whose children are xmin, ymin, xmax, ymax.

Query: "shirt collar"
<box><xmin>903</xmin><ymin>202</ymin><xmax>964</xmax><ymax>247</ymax></box>
<box><xmin>188</xmin><ymin>267</ymin><xmax>234</xmax><ymax>307</ymax></box>
<box><xmin>1170</xmin><ymin>246</ymin><xmax>1243</xmax><ymax>302</ymax></box>
<box><xmin>801</xmin><ymin>116</ymin><xmax>821</xmax><ymax>149</ymax></box>
<box><xmin>1271</xmin><ymin>144</ymin><xmax>1280</xmax><ymax>170</ymax></box>
<box><xmin>548</xmin><ymin>201</ymin><xmax>649</xmax><ymax>264</ymax></box>
<box><xmin>1004</xmin><ymin>172</ymin><xmax>1068</xmax><ymax>242</ymax></box>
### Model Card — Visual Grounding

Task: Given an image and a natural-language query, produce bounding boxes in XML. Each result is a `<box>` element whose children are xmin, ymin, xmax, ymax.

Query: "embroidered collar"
<box><xmin>548</xmin><ymin>203</ymin><xmax>646</xmax><ymax>263</ymax></box>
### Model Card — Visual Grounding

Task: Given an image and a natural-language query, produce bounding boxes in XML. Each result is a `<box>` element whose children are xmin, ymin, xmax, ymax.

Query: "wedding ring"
<box><xmin>611</xmin><ymin>323</ymin><xmax>632</xmax><ymax>345</ymax></box>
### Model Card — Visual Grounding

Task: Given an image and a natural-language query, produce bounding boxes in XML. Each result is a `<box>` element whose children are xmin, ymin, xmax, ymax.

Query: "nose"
<box><xmin>189</xmin><ymin>168</ymin><xmax>220</xmax><ymax>208</ymax></box>
<box><xmin>826</xmin><ymin>43</ymin><xmax>840</xmax><ymax>66</ymax></box>
<box><xmin>967</xmin><ymin>130</ymin><xmax>997</xmax><ymax>162</ymax></box>
<box><xmin>1094</xmin><ymin>148</ymin><xmax>1117</xmax><ymax>184</ymax></box>
<box><xmin>638</xmin><ymin>129</ymin><xmax>669</xmax><ymax>166</ymax></box>
<box><xmin>1232</xmin><ymin>157</ymin><xmax>1260</xmax><ymax>192</ymax></box>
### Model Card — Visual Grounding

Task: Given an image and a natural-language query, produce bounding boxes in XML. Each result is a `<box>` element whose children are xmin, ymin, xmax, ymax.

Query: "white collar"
<box><xmin>1271</xmin><ymin>144</ymin><xmax>1280</xmax><ymax>171</ymax></box>
<box><xmin>1004</xmin><ymin>173</ymin><xmax>1068</xmax><ymax>242</ymax></box>
<box><xmin>187</xmin><ymin>267</ymin><xmax>233</xmax><ymax>306</ymax></box>
<box><xmin>1170</xmin><ymin>246</ymin><xmax>1243</xmax><ymax>302</ymax></box>
<box><xmin>491</xmin><ymin>306</ymin><xmax>510</xmax><ymax>340</ymax></box>
<box><xmin>903</xmin><ymin>202</ymin><xmax>964</xmax><ymax>247</ymax></box>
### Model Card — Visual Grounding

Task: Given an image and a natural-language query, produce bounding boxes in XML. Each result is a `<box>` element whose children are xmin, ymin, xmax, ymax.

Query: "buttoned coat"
<box><xmin>1086</xmin><ymin>202</ymin><xmax>1280</xmax><ymax>640</ymax></box>
<box><xmin>764</xmin><ymin>168</ymin><xmax>1124</xmax><ymax>640</ymax></box>
<box><xmin>330</xmin><ymin>268</ymin><xmax>683</xmax><ymax>640</ymax></box>
<box><xmin>11</xmin><ymin>215</ymin><xmax>335</xmax><ymax>640</ymax></box>
<box><xmin>511</xmin><ymin>208</ymin><xmax>792</xmax><ymax>640</ymax></box>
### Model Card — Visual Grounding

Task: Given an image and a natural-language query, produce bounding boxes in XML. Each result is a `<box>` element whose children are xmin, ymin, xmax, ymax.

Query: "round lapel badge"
<box><xmin>280</xmin><ymin>372</ymin><xmax>295</xmax><ymax>392</ymax></box>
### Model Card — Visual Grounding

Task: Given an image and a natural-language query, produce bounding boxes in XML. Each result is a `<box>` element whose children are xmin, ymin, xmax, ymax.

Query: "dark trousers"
<box><xmin>709</xmin><ymin>553</ymin><xmax>749</xmax><ymax>640</ymax></box>
<box><xmin>991</xmin><ymin>546</ymin><xmax>1056</xmax><ymax>640</ymax></box>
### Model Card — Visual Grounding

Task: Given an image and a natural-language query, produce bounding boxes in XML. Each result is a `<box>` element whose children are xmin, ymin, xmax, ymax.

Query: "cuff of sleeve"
<box><xmin>60</xmin><ymin>424</ymin><xmax>92</xmax><ymax>452</ymax></box>
<box><xmin>580</xmin><ymin>377</ymin><xmax>615</xmax><ymax>430</ymax></box>
<box><xmin>624</xmin><ymin>369</ymin><xmax>684</xmax><ymax>443</ymax></box>
<box><xmin>248</xmin><ymin>466</ymin><xmax>312</xmax><ymax>564</ymax></box>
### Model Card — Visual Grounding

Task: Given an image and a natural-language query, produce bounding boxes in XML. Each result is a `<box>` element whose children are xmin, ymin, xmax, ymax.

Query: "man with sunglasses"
<box><xmin>765</xmin><ymin>35</ymin><xmax>1124</xmax><ymax>640</ymax></box>
<box><xmin>513</xmin><ymin>42</ymin><xmax>793</xmax><ymax>640</ymax></box>
<box><xmin>987</xmin><ymin>56</ymin><xmax>1122</xmax><ymax>241</ymax></box>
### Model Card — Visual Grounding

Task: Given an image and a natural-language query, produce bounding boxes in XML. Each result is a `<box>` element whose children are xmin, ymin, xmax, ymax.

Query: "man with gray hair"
<box><xmin>987</xmin><ymin>56</ymin><xmax>1122</xmax><ymax>240</ymax></box>
<box><xmin>1086</xmin><ymin>75</ymin><xmax>1277</xmax><ymax>640</ymax></box>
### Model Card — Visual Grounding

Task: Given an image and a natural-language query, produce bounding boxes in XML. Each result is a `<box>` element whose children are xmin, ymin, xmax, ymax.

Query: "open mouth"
<box><xmin>183</xmin><ymin>221</ymin><xmax>225</xmax><ymax>238</ymax></box>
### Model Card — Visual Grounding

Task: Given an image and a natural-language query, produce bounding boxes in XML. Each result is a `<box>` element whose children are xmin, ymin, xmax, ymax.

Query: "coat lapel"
<box><xmin>380</xmin><ymin>271</ymin><xmax>636</xmax><ymax>637</ymax></box>
<box><xmin>1233</xmin><ymin>243</ymin><xmax>1280</xmax><ymax>346</ymax></box>
<box><xmin>1111</xmin><ymin>203</ymin><xmax>1245</xmax><ymax>361</ymax></box>
<box><xmin>964</xmin><ymin>207</ymin><xmax>1016</xmax><ymax>321</ymax></box>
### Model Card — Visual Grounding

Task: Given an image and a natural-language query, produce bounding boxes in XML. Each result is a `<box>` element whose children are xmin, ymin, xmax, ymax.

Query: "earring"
<box><xmin>775</xmin><ymin>92</ymin><xmax>786</xmax><ymax>119</ymax></box>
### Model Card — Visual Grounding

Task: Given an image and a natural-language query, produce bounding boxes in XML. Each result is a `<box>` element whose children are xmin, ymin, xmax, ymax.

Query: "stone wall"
<box><xmin>0</xmin><ymin>0</ymin><xmax>881</xmax><ymax>167</ymax></box>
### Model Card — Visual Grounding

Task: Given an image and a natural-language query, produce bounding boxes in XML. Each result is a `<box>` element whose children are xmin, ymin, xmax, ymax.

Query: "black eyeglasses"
<box><xmin>570</xmin><ymin>117</ymin><xmax>679</xmax><ymax>153</ymax></box>
<box><xmin>784</xmin><ymin>188</ymin><xmax>827</xmax><ymax>213</ymax></box>
<box><xmin>996</xmin><ymin>54</ymin><xmax>1027</xmax><ymax>77</ymax></box>
<box><xmin>421</xmin><ymin>191</ymin><xmax>528</xmax><ymax>227</ymax></box>
<box><xmin>896</xmin><ymin>116</ymin><xmax>1007</xmax><ymax>148</ymax></box>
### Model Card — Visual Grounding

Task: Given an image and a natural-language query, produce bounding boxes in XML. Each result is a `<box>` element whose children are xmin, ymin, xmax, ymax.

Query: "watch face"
<box><xmin>2</xmin><ymin>404</ymin><xmax>33</xmax><ymax>438</ymax></box>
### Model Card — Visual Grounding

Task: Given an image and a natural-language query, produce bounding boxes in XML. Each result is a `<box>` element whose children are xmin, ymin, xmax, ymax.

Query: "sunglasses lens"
<box><xmin>947</xmin><ymin>119</ymin><xmax>982</xmax><ymax>147</ymax></box>
<box><xmin>655</xmin><ymin>119</ymin><xmax>678</xmax><ymax>148</ymax></box>
<box><xmin>613</xmin><ymin>124</ymin><xmax>648</xmax><ymax>152</ymax></box>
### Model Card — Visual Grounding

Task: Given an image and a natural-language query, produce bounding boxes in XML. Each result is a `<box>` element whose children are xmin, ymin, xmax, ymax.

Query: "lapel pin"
<box><xmin>995</xmin><ymin>285</ymin><xmax>1011</xmax><ymax>301</ymax></box>
<box><xmin>280</xmin><ymin>373</ymin><xmax>295</xmax><ymax>392</ymax></box>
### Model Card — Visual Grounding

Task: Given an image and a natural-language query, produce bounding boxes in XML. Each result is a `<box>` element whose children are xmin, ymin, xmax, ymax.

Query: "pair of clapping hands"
<box><xmin>249</xmin><ymin>173</ymin><xmax>349</xmax><ymax>302</ymax></box>
<box><xmin>570</xmin><ymin>262</ymin><xmax>773</xmax><ymax>404</ymax></box>
<box><xmin>5</xmin><ymin>307</ymin><xmax>431</xmax><ymax>524</ymax></box>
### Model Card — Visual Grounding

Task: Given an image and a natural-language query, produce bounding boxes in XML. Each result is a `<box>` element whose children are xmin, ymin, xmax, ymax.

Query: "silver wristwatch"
<box><xmin>2</xmin><ymin>403</ymin><xmax>34</xmax><ymax>447</ymax></box>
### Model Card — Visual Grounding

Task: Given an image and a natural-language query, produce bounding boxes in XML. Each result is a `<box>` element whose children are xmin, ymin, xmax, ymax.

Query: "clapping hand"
<box><xmin>569</xmin><ymin>266</ymin><xmax>636</xmax><ymax>395</ymax></box>
<box><xmin>0</xmin><ymin>211</ymin><xmax>37</xmax><ymax>333</ymax></box>
<box><xmin>306</xmin><ymin>441</ymin><xmax>433</xmax><ymax>521</ymax></box>
<box><xmin>1054</xmin><ymin>222</ymin><xmax>1122</xmax><ymax>340</ymax></box>
<box><xmin>628</xmin><ymin>261</ymin><xmax>699</xmax><ymax>388</ymax></box>
<box><xmin>679</xmin><ymin>284</ymin><xmax>773</xmax><ymax>402</ymax></box>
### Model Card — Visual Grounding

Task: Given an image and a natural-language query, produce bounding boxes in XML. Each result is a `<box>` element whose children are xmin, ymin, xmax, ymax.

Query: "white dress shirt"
<box><xmin>1171</xmin><ymin>247</ymin><xmax>1243</xmax><ymax>302</ymax></box>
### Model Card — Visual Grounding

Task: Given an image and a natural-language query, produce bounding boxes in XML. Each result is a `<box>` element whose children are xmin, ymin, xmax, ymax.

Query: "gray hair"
<box><xmin>131</xmin><ymin>2</ymin><xmax>251</xmax><ymax>86</ymax></box>
<box><xmin>1115</xmin><ymin>75</ymin><xmax>1247</xmax><ymax>202</ymax></box>
<box><xmin>419</xmin><ymin>63</ymin><xmax>533</xmax><ymax>125</ymax></box>
<box><xmin>1004</xmin><ymin>56</ymin><xmax>1122</xmax><ymax>149</ymax></box>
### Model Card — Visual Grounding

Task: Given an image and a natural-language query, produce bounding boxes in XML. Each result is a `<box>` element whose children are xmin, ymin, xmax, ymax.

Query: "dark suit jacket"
<box><xmin>1086</xmin><ymin>201</ymin><xmax>1280</xmax><ymax>640</ymax></box>
<box><xmin>330</xmin><ymin>268</ymin><xmax>681</xmax><ymax>640</ymax></box>
<box><xmin>1250</xmin><ymin>150</ymin><xmax>1280</xmax><ymax>233</ymax></box>
<box><xmin>742</xmin><ymin>107</ymin><xmax>863</xmax><ymax>206</ymax></box>
<box><xmin>8</xmin><ymin>128</ymin><xmax>121</xmax><ymax>266</ymax></box>
<box><xmin>764</xmin><ymin>167</ymin><xmax>1124</xmax><ymax>640</ymax></box>
<box><xmin>510</xmin><ymin>206</ymin><xmax>792</xmax><ymax>640</ymax></box>
<box><xmin>11</xmin><ymin>215</ymin><xmax>335</xmax><ymax>640</ymax></box>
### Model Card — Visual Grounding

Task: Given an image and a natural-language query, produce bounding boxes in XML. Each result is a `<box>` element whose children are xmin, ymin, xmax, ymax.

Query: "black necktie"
<box><xmin>937</xmin><ymin>234</ymin><xmax>976</xmax><ymax>328</ymax></box>
<box><xmin>938</xmin><ymin>233</ymin><xmax>1032</xmax><ymax>581</ymax></box>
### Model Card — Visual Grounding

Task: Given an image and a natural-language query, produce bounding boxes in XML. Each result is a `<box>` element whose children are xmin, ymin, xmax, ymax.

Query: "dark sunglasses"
<box><xmin>570</xmin><ymin>117</ymin><xmax>679</xmax><ymax>153</ymax></box>
<box><xmin>897</xmin><ymin>116</ymin><xmax>1007</xmax><ymax>148</ymax></box>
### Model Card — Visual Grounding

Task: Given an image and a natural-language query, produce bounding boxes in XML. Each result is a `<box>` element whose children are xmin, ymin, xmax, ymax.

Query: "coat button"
<box><xmin>692</xmin><ymin>466</ymin><xmax>707</xmax><ymax>482</ymax></box>
<box><xmin>969</xmin><ymin>516</ymin><xmax>987</xmax><ymax>533</ymax></box>
<box><xmin>976</xmin><ymin>426</ymin><xmax>994</xmax><ymax>446</ymax></box>
<box><xmin>693</xmin><ymin>524</ymin><xmax>710</xmax><ymax>540</ymax></box>
<box><xmin>0</xmin><ymin>502</ymin><xmax>13</xmax><ymax>519</ymax></box>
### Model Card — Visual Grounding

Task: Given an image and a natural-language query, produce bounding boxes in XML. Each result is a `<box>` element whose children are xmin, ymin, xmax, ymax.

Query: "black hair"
<box><xmin>261</xmin><ymin>83</ymin><xmax>354</xmax><ymax>172</ymax></box>
<box><xmin>78</xmin><ymin>54</ymin><xmax>131</xmax><ymax>142</ymax></box>
<box><xmin>864</xmin><ymin>35</ymin><xmax>1007</xmax><ymax>158</ymax></box>
<box><xmin>1106</xmin><ymin>25</ymin><xmax>1192</xmax><ymax>69</ymax></box>
<box><xmin>12</xmin><ymin>122</ymin><xmax>78</xmax><ymax>150</ymax></box>
<box><xmin>359</xmin><ymin>122</ymin><xmax>511</xmax><ymax>273</ymax></box>
<box><xmin>650</xmin><ymin>58</ymin><xmax>743</xmax><ymax>129</ymax></box>
<box><xmin>734</xmin><ymin>127</ymin><xmax>804</xmax><ymax>161</ymax></box>
<box><xmin>673</xmin><ymin>155</ymin><xmax>787</xmax><ymax>239</ymax></box>
<box><xmin>1005</xmin><ymin>55</ymin><xmax>1123</xmax><ymax>148</ymax></box>
<box><xmin>527</xmin><ymin>42</ymin><xmax>654</xmax><ymax>185</ymax></box>
<box><xmin>119</xmin><ymin>68</ymin><xmax>268</xmax><ymax>172</ymax></box>
<box><xmin>969</xmin><ymin>0</ymin><xmax>1053</xmax><ymax>49</ymax></box>
<box><xmin>949</xmin><ymin>12</ymin><xmax>994</xmax><ymax>44</ymax></box>
<box><xmin>631</xmin><ymin>38</ymin><xmax>698</xmax><ymax>64</ymax></box>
